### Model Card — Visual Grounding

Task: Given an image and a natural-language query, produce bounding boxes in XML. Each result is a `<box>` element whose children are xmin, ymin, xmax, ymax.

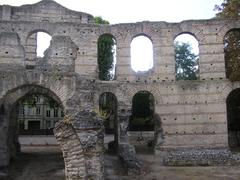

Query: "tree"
<box><xmin>215</xmin><ymin>0</ymin><xmax>240</xmax><ymax>81</ymax></box>
<box><xmin>215</xmin><ymin>0</ymin><xmax>240</xmax><ymax>18</ymax></box>
<box><xmin>97</xmin><ymin>35</ymin><xmax>115</xmax><ymax>80</ymax></box>
<box><xmin>224</xmin><ymin>30</ymin><xmax>240</xmax><ymax>81</ymax></box>
<box><xmin>94</xmin><ymin>16</ymin><xmax>115</xmax><ymax>80</ymax></box>
<box><xmin>94</xmin><ymin>16</ymin><xmax>110</xmax><ymax>25</ymax></box>
<box><xmin>175</xmin><ymin>42</ymin><xmax>199</xmax><ymax>80</ymax></box>
<box><xmin>130</xmin><ymin>91</ymin><xmax>154</xmax><ymax>131</ymax></box>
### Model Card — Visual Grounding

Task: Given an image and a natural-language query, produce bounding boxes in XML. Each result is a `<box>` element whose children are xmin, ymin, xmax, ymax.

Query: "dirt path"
<box><xmin>3</xmin><ymin>146</ymin><xmax>64</xmax><ymax>180</ymax></box>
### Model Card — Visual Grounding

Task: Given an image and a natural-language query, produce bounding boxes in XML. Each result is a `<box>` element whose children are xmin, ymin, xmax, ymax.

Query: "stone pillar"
<box><xmin>117</xmin><ymin>109</ymin><xmax>142</xmax><ymax>175</ymax></box>
<box><xmin>54</xmin><ymin>120</ymin><xmax>87</xmax><ymax>180</ymax></box>
<box><xmin>118</xmin><ymin>110</ymin><xmax>130</xmax><ymax>143</ymax></box>
<box><xmin>153</xmin><ymin>113</ymin><xmax>164</xmax><ymax>154</ymax></box>
<box><xmin>54</xmin><ymin>109</ymin><xmax>105</xmax><ymax>180</ymax></box>
<box><xmin>73</xmin><ymin>109</ymin><xmax>104</xmax><ymax>180</ymax></box>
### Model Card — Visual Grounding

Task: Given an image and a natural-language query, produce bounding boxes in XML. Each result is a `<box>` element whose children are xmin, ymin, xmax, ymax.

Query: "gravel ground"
<box><xmin>2</xmin><ymin>146</ymin><xmax>240</xmax><ymax>180</ymax></box>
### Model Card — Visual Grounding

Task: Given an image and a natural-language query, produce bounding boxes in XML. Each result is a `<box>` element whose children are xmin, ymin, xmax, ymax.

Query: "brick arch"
<box><xmin>131</xmin><ymin>33</ymin><xmax>153</xmax><ymax>43</ymax></box>
<box><xmin>0</xmin><ymin>84</ymin><xmax>65</xmax><ymax>167</ymax></box>
<box><xmin>221</xmin><ymin>81</ymin><xmax>240</xmax><ymax>101</ymax></box>
<box><xmin>173</xmin><ymin>31</ymin><xmax>200</xmax><ymax>43</ymax></box>
<box><xmin>26</xmin><ymin>29</ymin><xmax>52</xmax><ymax>44</ymax></box>
<box><xmin>131</xmin><ymin>90</ymin><xmax>155</xmax><ymax>102</ymax></box>
<box><xmin>98</xmin><ymin>91</ymin><xmax>118</xmax><ymax>108</ymax></box>
<box><xmin>98</xmin><ymin>33</ymin><xmax>117</xmax><ymax>43</ymax></box>
<box><xmin>218</xmin><ymin>24</ymin><xmax>240</xmax><ymax>43</ymax></box>
<box><xmin>127</xmin><ymin>87</ymin><xmax>158</xmax><ymax>105</ymax></box>
<box><xmin>2</xmin><ymin>84</ymin><xmax>64</xmax><ymax>108</ymax></box>
<box><xmin>172</xmin><ymin>25</ymin><xmax>204</xmax><ymax>45</ymax></box>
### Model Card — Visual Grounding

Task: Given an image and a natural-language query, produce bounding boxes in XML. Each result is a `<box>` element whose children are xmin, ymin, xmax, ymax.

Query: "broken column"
<box><xmin>153</xmin><ymin>113</ymin><xmax>164</xmax><ymax>153</ymax></box>
<box><xmin>54</xmin><ymin>119</ymin><xmax>86</xmax><ymax>180</ymax></box>
<box><xmin>73</xmin><ymin>109</ymin><xmax>104</xmax><ymax>180</ymax></box>
<box><xmin>54</xmin><ymin>109</ymin><xmax>104</xmax><ymax>180</ymax></box>
<box><xmin>118</xmin><ymin>109</ymin><xmax>142</xmax><ymax>175</ymax></box>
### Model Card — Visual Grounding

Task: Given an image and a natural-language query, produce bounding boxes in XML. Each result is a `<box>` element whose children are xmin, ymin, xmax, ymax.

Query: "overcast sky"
<box><xmin>1</xmin><ymin>0</ymin><xmax>223</xmax><ymax>24</ymax></box>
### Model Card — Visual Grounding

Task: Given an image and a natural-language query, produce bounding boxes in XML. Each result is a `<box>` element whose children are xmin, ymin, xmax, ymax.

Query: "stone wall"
<box><xmin>0</xmin><ymin>0</ymin><xmax>240</xmax><ymax>168</ymax></box>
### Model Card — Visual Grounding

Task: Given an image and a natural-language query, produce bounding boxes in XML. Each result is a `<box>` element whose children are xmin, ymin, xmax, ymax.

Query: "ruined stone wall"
<box><xmin>1</xmin><ymin>0</ymin><xmax>240</xmax><ymax>167</ymax></box>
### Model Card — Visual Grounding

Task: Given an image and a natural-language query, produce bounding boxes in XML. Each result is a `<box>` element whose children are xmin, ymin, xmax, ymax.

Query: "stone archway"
<box><xmin>227</xmin><ymin>88</ymin><xmax>240</xmax><ymax>150</ymax></box>
<box><xmin>0</xmin><ymin>84</ymin><xmax>64</xmax><ymax>167</ymax></box>
<box><xmin>99</xmin><ymin>92</ymin><xmax>118</xmax><ymax>151</ymax></box>
<box><xmin>129</xmin><ymin>90</ymin><xmax>155</xmax><ymax>153</ymax></box>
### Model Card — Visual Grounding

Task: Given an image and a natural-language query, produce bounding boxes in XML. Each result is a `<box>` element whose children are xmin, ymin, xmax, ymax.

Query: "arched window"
<box><xmin>131</xmin><ymin>35</ymin><xmax>153</xmax><ymax>72</ymax></box>
<box><xmin>224</xmin><ymin>29</ymin><xmax>240</xmax><ymax>81</ymax></box>
<box><xmin>36</xmin><ymin>32</ymin><xmax>52</xmax><ymax>57</ymax></box>
<box><xmin>99</xmin><ymin>92</ymin><xmax>118</xmax><ymax>134</ymax></box>
<box><xmin>174</xmin><ymin>33</ymin><xmax>199</xmax><ymax>80</ymax></box>
<box><xmin>97</xmin><ymin>34</ymin><xmax>116</xmax><ymax>80</ymax></box>
<box><xmin>26</xmin><ymin>31</ymin><xmax>52</xmax><ymax>60</ymax></box>
<box><xmin>227</xmin><ymin>88</ymin><xmax>240</xmax><ymax>150</ymax></box>
<box><xmin>129</xmin><ymin>91</ymin><xmax>154</xmax><ymax>131</ymax></box>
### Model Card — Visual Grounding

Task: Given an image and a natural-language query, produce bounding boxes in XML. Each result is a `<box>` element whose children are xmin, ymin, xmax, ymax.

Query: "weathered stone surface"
<box><xmin>54</xmin><ymin>120</ymin><xmax>87</xmax><ymax>180</ymax></box>
<box><xmin>154</xmin><ymin>113</ymin><xmax>164</xmax><ymax>152</ymax></box>
<box><xmin>163</xmin><ymin>148</ymin><xmax>240</xmax><ymax>166</ymax></box>
<box><xmin>54</xmin><ymin>109</ymin><xmax>105</xmax><ymax>180</ymax></box>
<box><xmin>1</xmin><ymin>0</ymin><xmax>240</xmax><ymax>177</ymax></box>
<box><xmin>73</xmin><ymin>109</ymin><xmax>103</xmax><ymax>130</ymax></box>
<box><xmin>118</xmin><ymin>143</ymin><xmax>142</xmax><ymax>175</ymax></box>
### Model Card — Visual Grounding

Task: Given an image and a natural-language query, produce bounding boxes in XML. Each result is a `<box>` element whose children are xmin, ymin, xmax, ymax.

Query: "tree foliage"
<box><xmin>98</xmin><ymin>35</ymin><xmax>115</xmax><ymax>80</ymax></box>
<box><xmin>130</xmin><ymin>91</ymin><xmax>154</xmax><ymax>130</ymax></box>
<box><xmin>99</xmin><ymin>93</ymin><xmax>117</xmax><ymax>132</ymax></box>
<box><xmin>94</xmin><ymin>16</ymin><xmax>115</xmax><ymax>80</ymax></box>
<box><xmin>215</xmin><ymin>0</ymin><xmax>240</xmax><ymax>18</ymax></box>
<box><xmin>215</xmin><ymin>0</ymin><xmax>240</xmax><ymax>81</ymax></box>
<box><xmin>175</xmin><ymin>42</ymin><xmax>199</xmax><ymax>80</ymax></box>
<box><xmin>94</xmin><ymin>16</ymin><xmax>110</xmax><ymax>25</ymax></box>
<box><xmin>224</xmin><ymin>30</ymin><xmax>240</xmax><ymax>81</ymax></box>
<box><xmin>132</xmin><ymin>91</ymin><xmax>154</xmax><ymax>118</ymax></box>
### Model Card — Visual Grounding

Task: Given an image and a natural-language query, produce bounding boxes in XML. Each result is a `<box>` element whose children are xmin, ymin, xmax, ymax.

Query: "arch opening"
<box><xmin>97</xmin><ymin>34</ymin><xmax>116</xmax><ymax>81</ymax></box>
<box><xmin>129</xmin><ymin>91</ymin><xmax>155</xmax><ymax>154</ymax></box>
<box><xmin>131</xmin><ymin>35</ymin><xmax>153</xmax><ymax>72</ymax></box>
<box><xmin>224</xmin><ymin>29</ymin><xmax>240</xmax><ymax>81</ymax></box>
<box><xmin>26</xmin><ymin>31</ymin><xmax>52</xmax><ymax>60</ymax></box>
<box><xmin>0</xmin><ymin>85</ymin><xmax>65</xmax><ymax>175</ymax></box>
<box><xmin>174</xmin><ymin>33</ymin><xmax>199</xmax><ymax>80</ymax></box>
<box><xmin>99</xmin><ymin>92</ymin><xmax>118</xmax><ymax>152</ymax></box>
<box><xmin>227</xmin><ymin>88</ymin><xmax>240</xmax><ymax>151</ymax></box>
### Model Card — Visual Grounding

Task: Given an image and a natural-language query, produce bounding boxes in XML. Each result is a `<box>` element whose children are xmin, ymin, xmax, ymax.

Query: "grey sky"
<box><xmin>1</xmin><ymin>0</ymin><xmax>223</xmax><ymax>24</ymax></box>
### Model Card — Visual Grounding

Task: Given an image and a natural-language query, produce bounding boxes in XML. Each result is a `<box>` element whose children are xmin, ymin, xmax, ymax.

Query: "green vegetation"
<box><xmin>97</xmin><ymin>34</ymin><xmax>115</xmax><ymax>80</ymax></box>
<box><xmin>130</xmin><ymin>91</ymin><xmax>154</xmax><ymax>131</ymax></box>
<box><xmin>94</xmin><ymin>16</ymin><xmax>115</xmax><ymax>80</ymax></box>
<box><xmin>215</xmin><ymin>0</ymin><xmax>240</xmax><ymax>81</ymax></box>
<box><xmin>175</xmin><ymin>42</ymin><xmax>199</xmax><ymax>80</ymax></box>
<box><xmin>215</xmin><ymin>0</ymin><xmax>240</xmax><ymax>18</ymax></box>
<box><xmin>94</xmin><ymin>16</ymin><xmax>110</xmax><ymax>24</ymax></box>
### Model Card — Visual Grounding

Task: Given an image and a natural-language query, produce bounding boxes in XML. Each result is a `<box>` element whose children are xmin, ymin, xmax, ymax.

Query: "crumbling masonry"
<box><xmin>1</xmin><ymin>0</ymin><xmax>240</xmax><ymax>178</ymax></box>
